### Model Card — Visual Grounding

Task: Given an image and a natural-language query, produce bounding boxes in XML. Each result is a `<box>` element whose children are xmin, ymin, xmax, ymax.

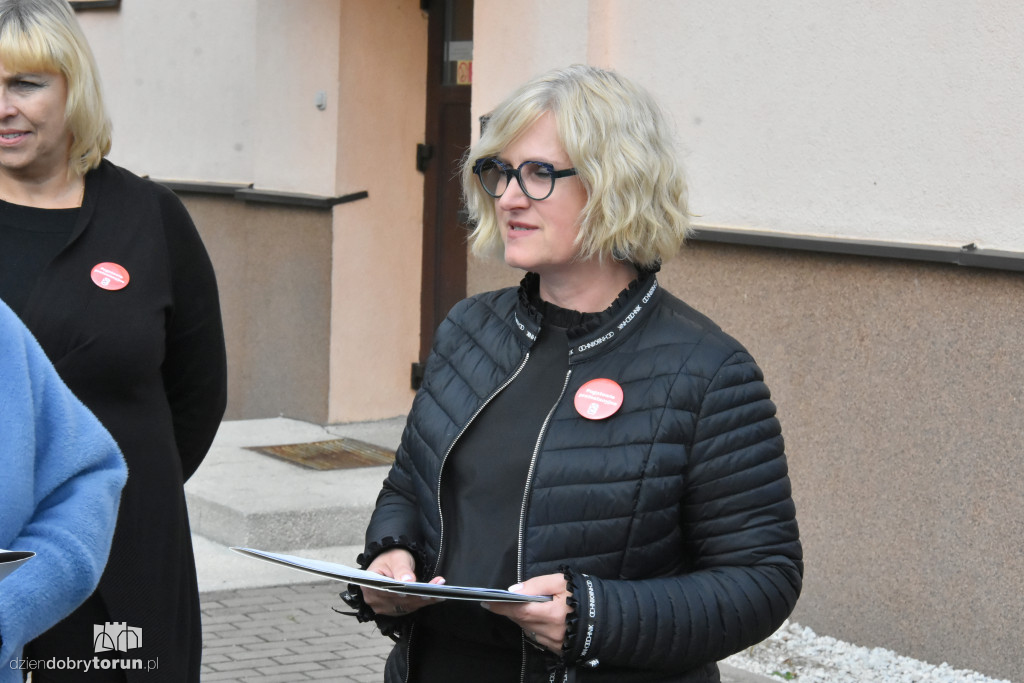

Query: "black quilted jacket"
<box><xmin>354</xmin><ymin>273</ymin><xmax>802</xmax><ymax>683</ymax></box>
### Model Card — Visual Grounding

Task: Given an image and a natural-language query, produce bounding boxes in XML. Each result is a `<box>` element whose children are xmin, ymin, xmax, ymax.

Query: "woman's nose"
<box><xmin>0</xmin><ymin>91</ymin><xmax>16</xmax><ymax>118</ymax></box>
<box><xmin>497</xmin><ymin>174</ymin><xmax>530</xmax><ymax>210</ymax></box>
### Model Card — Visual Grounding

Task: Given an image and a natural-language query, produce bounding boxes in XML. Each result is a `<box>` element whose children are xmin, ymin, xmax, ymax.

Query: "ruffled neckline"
<box><xmin>518</xmin><ymin>267</ymin><xmax>658</xmax><ymax>337</ymax></box>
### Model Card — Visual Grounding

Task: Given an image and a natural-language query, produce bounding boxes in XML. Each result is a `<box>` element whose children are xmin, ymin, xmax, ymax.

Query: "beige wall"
<box><xmin>77</xmin><ymin>1</ymin><xmax>258</xmax><ymax>183</ymax></box>
<box><xmin>78</xmin><ymin>1</ymin><xmax>427</xmax><ymax>423</ymax></box>
<box><xmin>253</xmin><ymin>2</ymin><xmax>342</xmax><ymax>196</ymax></box>
<box><xmin>327</xmin><ymin>2</ymin><xmax>427</xmax><ymax>422</ymax></box>
<box><xmin>79</xmin><ymin>0</ymin><xmax>343</xmax><ymax>193</ymax></box>
<box><xmin>473</xmin><ymin>0</ymin><xmax>1024</xmax><ymax>253</ymax></box>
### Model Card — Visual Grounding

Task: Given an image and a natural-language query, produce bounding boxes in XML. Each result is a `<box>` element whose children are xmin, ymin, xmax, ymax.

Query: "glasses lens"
<box><xmin>519</xmin><ymin>162</ymin><xmax>555</xmax><ymax>200</ymax></box>
<box><xmin>477</xmin><ymin>159</ymin><xmax>508</xmax><ymax>197</ymax></box>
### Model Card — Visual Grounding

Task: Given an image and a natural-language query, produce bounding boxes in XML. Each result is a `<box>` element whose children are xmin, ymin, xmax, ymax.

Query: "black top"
<box><xmin>0</xmin><ymin>199</ymin><xmax>78</xmax><ymax>315</ymax></box>
<box><xmin>11</xmin><ymin>160</ymin><xmax>226</xmax><ymax>682</ymax></box>
<box><xmin>413</xmin><ymin>296</ymin><xmax>601</xmax><ymax>683</ymax></box>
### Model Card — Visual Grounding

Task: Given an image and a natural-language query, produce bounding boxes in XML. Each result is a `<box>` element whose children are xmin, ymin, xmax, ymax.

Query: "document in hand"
<box><xmin>0</xmin><ymin>549</ymin><xmax>34</xmax><ymax>582</ymax></box>
<box><xmin>230</xmin><ymin>547</ymin><xmax>551</xmax><ymax>603</ymax></box>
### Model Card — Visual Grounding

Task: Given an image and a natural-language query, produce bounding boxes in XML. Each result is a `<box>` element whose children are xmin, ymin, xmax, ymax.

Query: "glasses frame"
<box><xmin>472</xmin><ymin>157</ymin><xmax>578</xmax><ymax>201</ymax></box>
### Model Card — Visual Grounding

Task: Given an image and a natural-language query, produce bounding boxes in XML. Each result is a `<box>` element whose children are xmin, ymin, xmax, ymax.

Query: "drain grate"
<box><xmin>247</xmin><ymin>437</ymin><xmax>395</xmax><ymax>471</ymax></box>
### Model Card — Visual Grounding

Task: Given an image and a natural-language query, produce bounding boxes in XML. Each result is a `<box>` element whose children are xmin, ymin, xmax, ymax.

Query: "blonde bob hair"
<box><xmin>0</xmin><ymin>0</ymin><xmax>111</xmax><ymax>177</ymax></box>
<box><xmin>462</xmin><ymin>64</ymin><xmax>690</xmax><ymax>269</ymax></box>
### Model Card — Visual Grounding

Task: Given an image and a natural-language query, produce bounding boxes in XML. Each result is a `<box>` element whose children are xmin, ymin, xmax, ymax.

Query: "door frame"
<box><xmin>415</xmin><ymin>0</ymin><xmax>472</xmax><ymax>388</ymax></box>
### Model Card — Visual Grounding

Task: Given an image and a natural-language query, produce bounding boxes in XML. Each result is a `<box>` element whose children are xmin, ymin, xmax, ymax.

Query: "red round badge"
<box><xmin>91</xmin><ymin>262</ymin><xmax>130</xmax><ymax>291</ymax></box>
<box><xmin>574</xmin><ymin>378</ymin><xmax>624</xmax><ymax>420</ymax></box>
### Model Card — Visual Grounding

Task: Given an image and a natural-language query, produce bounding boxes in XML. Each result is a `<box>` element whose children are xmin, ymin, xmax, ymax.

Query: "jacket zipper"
<box><xmin>403</xmin><ymin>624</ymin><xmax>414</xmax><ymax>683</ymax></box>
<box><xmin>517</xmin><ymin>367</ymin><xmax>573</xmax><ymax>581</ymax></box>
<box><xmin>518</xmin><ymin>368</ymin><xmax>573</xmax><ymax>683</ymax></box>
<box><xmin>404</xmin><ymin>357</ymin><xmax>529</xmax><ymax>682</ymax></box>
<box><xmin>405</xmin><ymin>354</ymin><xmax>530</xmax><ymax>683</ymax></box>
<box><xmin>431</xmin><ymin>352</ymin><xmax>531</xmax><ymax>577</ymax></box>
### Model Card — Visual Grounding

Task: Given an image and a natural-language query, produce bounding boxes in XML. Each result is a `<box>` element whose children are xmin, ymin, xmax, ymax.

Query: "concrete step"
<box><xmin>185</xmin><ymin>417</ymin><xmax>405</xmax><ymax>551</ymax></box>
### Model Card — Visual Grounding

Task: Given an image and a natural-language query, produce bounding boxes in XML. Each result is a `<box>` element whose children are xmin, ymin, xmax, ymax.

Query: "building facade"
<box><xmin>77</xmin><ymin>1</ymin><xmax>1022</xmax><ymax>680</ymax></box>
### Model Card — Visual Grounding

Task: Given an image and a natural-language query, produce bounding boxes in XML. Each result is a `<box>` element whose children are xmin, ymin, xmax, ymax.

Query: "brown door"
<box><xmin>415</xmin><ymin>0</ymin><xmax>473</xmax><ymax>388</ymax></box>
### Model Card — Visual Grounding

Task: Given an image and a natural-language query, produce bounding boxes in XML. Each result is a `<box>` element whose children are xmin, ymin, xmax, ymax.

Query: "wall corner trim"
<box><xmin>152</xmin><ymin>178</ymin><xmax>369</xmax><ymax>210</ymax></box>
<box><xmin>70</xmin><ymin>0</ymin><xmax>120</xmax><ymax>9</ymax></box>
<box><xmin>689</xmin><ymin>225</ymin><xmax>1024</xmax><ymax>273</ymax></box>
<box><xmin>235</xmin><ymin>188</ymin><xmax>369</xmax><ymax>209</ymax></box>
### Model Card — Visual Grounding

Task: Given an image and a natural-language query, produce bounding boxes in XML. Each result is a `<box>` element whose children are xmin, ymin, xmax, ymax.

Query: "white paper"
<box><xmin>230</xmin><ymin>547</ymin><xmax>551</xmax><ymax>603</ymax></box>
<box><xmin>0</xmin><ymin>549</ymin><xmax>34</xmax><ymax>582</ymax></box>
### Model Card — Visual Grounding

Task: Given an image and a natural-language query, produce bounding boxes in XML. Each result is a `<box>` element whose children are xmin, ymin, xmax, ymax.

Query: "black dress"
<box><xmin>2</xmin><ymin>160</ymin><xmax>227</xmax><ymax>682</ymax></box>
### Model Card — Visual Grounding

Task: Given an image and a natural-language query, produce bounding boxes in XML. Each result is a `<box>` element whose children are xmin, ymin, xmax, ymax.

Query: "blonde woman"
<box><xmin>0</xmin><ymin>1</ymin><xmax>226</xmax><ymax>680</ymax></box>
<box><xmin>344</xmin><ymin>65</ymin><xmax>802</xmax><ymax>682</ymax></box>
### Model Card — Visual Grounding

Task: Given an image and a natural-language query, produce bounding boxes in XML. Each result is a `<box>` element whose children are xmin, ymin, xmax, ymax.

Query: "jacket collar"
<box><xmin>513</xmin><ymin>268</ymin><xmax>664</xmax><ymax>363</ymax></box>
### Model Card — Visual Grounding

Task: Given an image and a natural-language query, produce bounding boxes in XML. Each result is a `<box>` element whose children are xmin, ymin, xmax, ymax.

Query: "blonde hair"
<box><xmin>462</xmin><ymin>64</ymin><xmax>690</xmax><ymax>269</ymax></box>
<box><xmin>0</xmin><ymin>0</ymin><xmax>111</xmax><ymax>176</ymax></box>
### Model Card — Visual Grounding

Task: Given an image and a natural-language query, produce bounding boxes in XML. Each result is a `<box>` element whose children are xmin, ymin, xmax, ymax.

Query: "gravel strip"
<box><xmin>723</xmin><ymin>621</ymin><xmax>1013</xmax><ymax>683</ymax></box>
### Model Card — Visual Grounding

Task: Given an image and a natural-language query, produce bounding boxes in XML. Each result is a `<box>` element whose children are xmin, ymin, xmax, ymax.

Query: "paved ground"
<box><xmin>200</xmin><ymin>581</ymin><xmax>387</xmax><ymax>683</ymax></box>
<box><xmin>198</xmin><ymin>581</ymin><xmax>769</xmax><ymax>683</ymax></box>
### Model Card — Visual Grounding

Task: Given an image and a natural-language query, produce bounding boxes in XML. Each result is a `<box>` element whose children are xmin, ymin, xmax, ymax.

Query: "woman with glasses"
<box><xmin>345</xmin><ymin>64</ymin><xmax>802</xmax><ymax>682</ymax></box>
<box><xmin>0</xmin><ymin>1</ymin><xmax>226</xmax><ymax>680</ymax></box>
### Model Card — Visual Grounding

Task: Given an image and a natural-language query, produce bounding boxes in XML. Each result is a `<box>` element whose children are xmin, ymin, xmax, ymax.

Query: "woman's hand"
<box><xmin>483</xmin><ymin>573</ymin><xmax>572</xmax><ymax>653</ymax></box>
<box><xmin>360</xmin><ymin>548</ymin><xmax>445</xmax><ymax>617</ymax></box>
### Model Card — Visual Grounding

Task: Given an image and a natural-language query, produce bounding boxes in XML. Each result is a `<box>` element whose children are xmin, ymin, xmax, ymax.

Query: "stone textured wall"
<box><xmin>183</xmin><ymin>195</ymin><xmax>333</xmax><ymax>424</ymax></box>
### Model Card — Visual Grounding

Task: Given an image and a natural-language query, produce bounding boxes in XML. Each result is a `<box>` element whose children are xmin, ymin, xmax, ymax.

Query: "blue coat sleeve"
<box><xmin>0</xmin><ymin>302</ymin><xmax>127</xmax><ymax>675</ymax></box>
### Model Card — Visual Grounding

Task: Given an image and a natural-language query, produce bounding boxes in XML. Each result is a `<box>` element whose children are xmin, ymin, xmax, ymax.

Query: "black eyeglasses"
<box><xmin>472</xmin><ymin>158</ymin><xmax>578</xmax><ymax>201</ymax></box>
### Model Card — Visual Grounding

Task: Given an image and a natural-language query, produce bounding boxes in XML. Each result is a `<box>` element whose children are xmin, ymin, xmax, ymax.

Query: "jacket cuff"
<box><xmin>338</xmin><ymin>583</ymin><xmax>374</xmax><ymax>621</ymax></box>
<box><xmin>356</xmin><ymin>535</ymin><xmax>427</xmax><ymax>574</ymax></box>
<box><xmin>337</xmin><ymin>536</ymin><xmax>425</xmax><ymax>639</ymax></box>
<box><xmin>560</xmin><ymin>566</ymin><xmax>601</xmax><ymax>670</ymax></box>
<box><xmin>338</xmin><ymin>584</ymin><xmax>405</xmax><ymax>640</ymax></box>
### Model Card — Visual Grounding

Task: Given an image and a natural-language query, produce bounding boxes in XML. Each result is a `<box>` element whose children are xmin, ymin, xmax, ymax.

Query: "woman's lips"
<box><xmin>508</xmin><ymin>222</ymin><xmax>537</xmax><ymax>233</ymax></box>
<box><xmin>0</xmin><ymin>131</ymin><xmax>29</xmax><ymax>145</ymax></box>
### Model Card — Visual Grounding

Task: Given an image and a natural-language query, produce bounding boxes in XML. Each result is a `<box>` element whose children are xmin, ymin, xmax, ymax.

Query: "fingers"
<box><xmin>361</xmin><ymin>549</ymin><xmax>447</xmax><ymax>616</ymax></box>
<box><xmin>482</xmin><ymin>573</ymin><xmax>571</xmax><ymax>653</ymax></box>
<box><xmin>365</xmin><ymin>547</ymin><xmax>417</xmax><ymax>581</ymax></box>
<box><xmin>365</xmin><ymin>588</ymin><xmax>438</xmax><ymax>616</ymax></box>
<box><xmin>518</xmin><ymin>573</ymin><xmax>569</xmax><ymax>596</ymax></box>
